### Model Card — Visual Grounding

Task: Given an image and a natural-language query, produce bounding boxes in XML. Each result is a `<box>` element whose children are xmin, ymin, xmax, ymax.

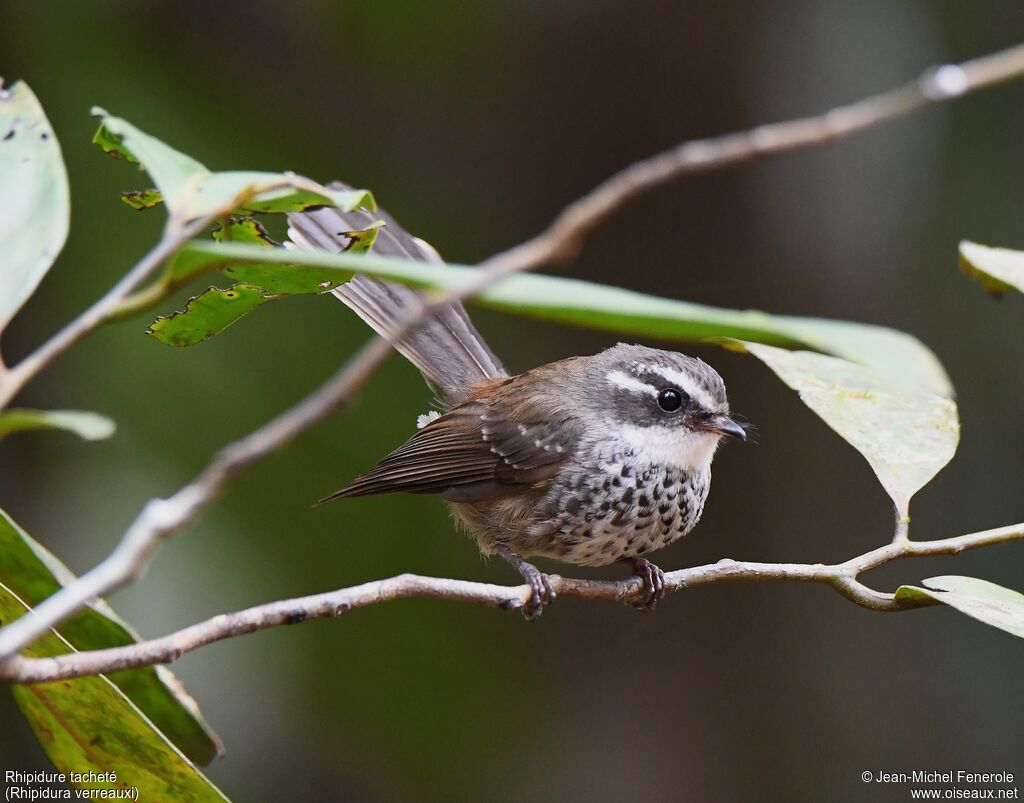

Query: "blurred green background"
<box><xmin>2</xmin><ymin>2</ymin><xmax>1023</xmax><ymax>801</ymax></box>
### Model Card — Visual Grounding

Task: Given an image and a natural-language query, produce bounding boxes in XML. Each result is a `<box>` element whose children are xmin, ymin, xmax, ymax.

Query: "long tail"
<box><xmin>285</xmin><ymin>184</ymin><xmax>507</xmax><ymax>405</ymax></box>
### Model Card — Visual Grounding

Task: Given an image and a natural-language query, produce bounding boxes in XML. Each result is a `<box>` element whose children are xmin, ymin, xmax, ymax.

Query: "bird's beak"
<box><xmin>704</xmin><ymin>415</ymin><xmax>747</xmax><ymax>441</ymax></box>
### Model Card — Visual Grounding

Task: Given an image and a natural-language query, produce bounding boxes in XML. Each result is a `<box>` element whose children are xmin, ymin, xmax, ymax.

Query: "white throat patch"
<box><xmin>617</xmin><ymin>423</ymin><xmax>720</xmax><ymax>473</ymax></box>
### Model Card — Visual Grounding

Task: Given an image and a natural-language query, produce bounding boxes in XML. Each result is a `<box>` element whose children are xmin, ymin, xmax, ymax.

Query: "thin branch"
<box><xmin>2</xmin><ymin>44</ymin><xmax>1024</xmax><ymax>662</ymax></box>
<box><xmin>0</xmin><ymin>174</ymin><xmax>347</xmax><ymax>409</ymax></box>
<box><xmin>471</xmin><ymin>44</ymin><xmax>1024</xmax><ymax>279</ymax></box>
<box><xmin>2</xmin><ymin>522</ymin><xmax>1021</xmax><ymax>684</ymax></box>
<box><xmin>0</xmin><ymin>212</ymin><xmax>215</xmax><ymax>410</ymax></box>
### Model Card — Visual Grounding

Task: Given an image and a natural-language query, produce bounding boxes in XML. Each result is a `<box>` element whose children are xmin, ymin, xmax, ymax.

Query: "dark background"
<box><xmin>2</xmin><ymin>2</ymin><xmax>1023</xmax><ymax>801</ymax></box>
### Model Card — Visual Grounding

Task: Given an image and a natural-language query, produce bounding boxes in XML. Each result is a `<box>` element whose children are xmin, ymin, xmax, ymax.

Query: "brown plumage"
<box><xmin>319</xmin><ymin>363</ymin><xmax>583</xmax><ymax>504</ymax></box>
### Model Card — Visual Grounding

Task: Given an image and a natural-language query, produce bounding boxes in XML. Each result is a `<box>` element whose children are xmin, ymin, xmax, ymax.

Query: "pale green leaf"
<box><xmin>896</xmin><ymin>576</ymin><xmax>1024</xmax><ymax>639</ymax></box>
<box><xmin>0</xmin><ymin>80</ymin><xmax>70</xmax><ymax>334</ymax></box>
<box><xmin>959</xmin><ymin>240</ymin><xmax>1024</xmax><ymax>297</ymax></box>
<box><xmin>173</xmin><ymin>240</ymin><xmax>953</xmax><ymax>396</ymax></box>
<box><xmin>0</xmin><ymin>508</ymin><xmax>222</xmax><ymax>765</ymax></box>
<box><xmin>738</xmin><ymin>342</ymin><xmax>959</xmax><ymax>515</ymax></box>
<box><xmin>0</xmin><ymin>409</ymin><xmax>115</xmax><ymax>441</ymax></box>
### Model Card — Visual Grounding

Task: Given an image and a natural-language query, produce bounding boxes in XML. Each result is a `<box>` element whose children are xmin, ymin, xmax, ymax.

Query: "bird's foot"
<box><xmin>494</xmin><ymin>544</ymin><xmax>556</xmax><ymax>620</ymax></box>
<box><xmin>624</xmin><ymin>557</ymin><xmax>666</xmax><ymax>611</ymax></box>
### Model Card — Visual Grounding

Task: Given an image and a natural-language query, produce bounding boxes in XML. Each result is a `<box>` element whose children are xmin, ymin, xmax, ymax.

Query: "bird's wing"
<box><xmin>318</xmin><ymin>378</ymin><xmax>580</xmax><ymax>503</ymax></box>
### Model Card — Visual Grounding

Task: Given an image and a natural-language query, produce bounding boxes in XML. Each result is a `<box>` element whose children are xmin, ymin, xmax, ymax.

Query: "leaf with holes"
<box><xmin>147</xmin><ymin>284</ymin><xmax>274</xmax><ymax>346</ymax></box>
<box><xmin>143</xmin><ymin>222</ymin><xmax>384</xmax><ymax>344</ymax></box>
<box><xmin>959</xmin><ymin>240</ymin><xmax>1024</xmax><ymax>297</ymax></box>
<box><xmin>0</xmin><ymin>80</ymin><xmax>70</xmax><ymax>335</ymax></box>
<box><xmin>0</xmin><ymin>508</ymin><xmax>222</xmax><ymax>764</ymax></box>
<box><xmin>896</xmin><ymin>576</ymin><xmax>1024</xmax><ymax>639</ymax></box>
<box><xmin>737</xmin><ymin>342</ymin><xmax>959</xmax><ymax>516</ymax></box>
<box><xmin>93</xmin><ymin>108</ymin><xmax>373</xmax><ymax>220</ymax></box>
<box><xmin>212</xmin><ymin>216</ymin><xmax>279</xmax><ymax>247</ymax></box>
<box><xmin>121</xmin><ymin>188</ymin><xmax>163</xmax><ymax>210</ymax></box>
<box><xmin>0</xmin><ymin>409</ymin><xmax>115</xmax><ymax>441</ymax></box>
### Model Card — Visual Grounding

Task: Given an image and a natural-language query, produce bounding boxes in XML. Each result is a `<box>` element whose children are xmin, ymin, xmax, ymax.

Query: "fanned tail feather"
<box><xmin>286</xmin><ymin>184</ymin><xmax>506</xmax><ymax>404</ymax></box>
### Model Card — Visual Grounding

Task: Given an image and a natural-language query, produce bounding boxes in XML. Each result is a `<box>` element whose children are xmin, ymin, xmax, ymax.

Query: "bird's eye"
<box><xmin>657</xmin><ymin>388</ymin><xmax>687</xmax><ymax>412</ymax></box>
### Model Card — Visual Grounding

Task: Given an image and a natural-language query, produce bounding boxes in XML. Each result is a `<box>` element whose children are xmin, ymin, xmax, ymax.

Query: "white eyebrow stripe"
<box><xmin>606</xmin><ymin>370</ymin><xmax>657</xmax><ymax>397</ymax></box>
<box><xmin>640</xmin><ymin>364</ymin><xmax>716</xmax><ymax>409</ymax></box>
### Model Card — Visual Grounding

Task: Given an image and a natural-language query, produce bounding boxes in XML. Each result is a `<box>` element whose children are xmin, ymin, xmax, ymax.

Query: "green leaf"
<box><xmin>0</xmin><ymin>80</ymin><xmax>70</xmax><ymax>334</ymax></box>
<box><xmin>92</xmin><ymin>109</ymin><xmax>374</xmax><ymax>220</ymax></box>
<box><xmin>1</xmin><ymin>584</ymin><xmax>227</xmax><ymax>798</ymax></box>
<box><xmin>147</xmin><ymin>284</ymin><xmax>275</xmax><ymax>346</ymax></box>
<box><xmin>120</xmin><ymin>188</ymin><xmax>163</xmax><ymax>210</ymax></box>
<box><xmin>959</xmin><ymin>240</ymin><xmax>1024</xmax><ymax>297</ymax></box>
<box><xmin>141</xmin><ymin>221</ymin><xmax>384</xmax><ymax>344</ymax></box>
<box><xmin>0</xmin><ymin>409</ymin><xmax>115</xmax><ymax>441</ymax></box>
<box><xmin>896</xmin><ymin>576</ymin><xmax>1024</xmax><ymax>639</ymax></box>
<box><xmin>212</xmin><ymin>216</ymin><xmax>278</xmax><ymax>247</ymax></box>
<box><xmin>343</xmin><ymin>220</ymin><xmax>384</xmax><ymax>254</ymax></box>
<box><xmin>738</xmin><ymin>342</ymin><xmax>959</xmax><ymax>516</ymax></box>
<box><xmin>173</xmin><ymin>240</ymin><xmax>953</xmax><ymax>396</ymax></box>
<box><xmin>0</xmin><ymin>508</ymin><xmax>222</xmax><ymax>765</ymax></box>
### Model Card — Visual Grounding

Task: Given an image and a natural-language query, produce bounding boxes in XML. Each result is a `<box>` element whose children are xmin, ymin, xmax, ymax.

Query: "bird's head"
<box><xmin>586</xmin><ymin>343</ymin><xmax>747</xmax><ymax>472</ymax></box>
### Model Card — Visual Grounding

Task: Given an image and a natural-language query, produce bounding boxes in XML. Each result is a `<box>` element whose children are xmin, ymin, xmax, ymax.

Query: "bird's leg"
<box><xmin>493</xmin><ymin>544</ymin><xmax>556</xmax><ymax>620</ymax></box>
<box><xmin>623</xmin><ymin>557</ymin><xmax>666</xmax><ymax>611</ymax></box>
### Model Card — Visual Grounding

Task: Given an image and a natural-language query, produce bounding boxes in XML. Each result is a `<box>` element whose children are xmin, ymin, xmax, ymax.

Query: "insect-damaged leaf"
<box><xmin>144</xmin><ymin>221</ymin><xmax>384</xmax><ymax>345</ymax></box>
<box><xmin>737</xmin><ymin>342</ymin><xmax>959</xmax><ymax>516</ymax></box>
<box><xmin>121</xmin><ymin>188</ymin><xmax>164</xmax><ymax>210</ymax></box>
<box><xmin>92</xmin><ymin>108</ymin><xmax>373</xmax><ymax>220</ymax></box>
<box><xmin>959</xmin><ymin>240</ymin><xmax>1024</xmax><ymax>297</ymax></box>
<box><xmin>896</xmin><ymin>576</ymin><xmax>1024</xmax><ymax>639</ymax></box>
<box><xmin>0</xmin><ymin>508</ymin><xmax>222</xmax><ymax>765</ymax></box>
<box><xmin>148</xmin><ymin>284</ymin><xmax>273</xmax><ymax>347</ymax></box>
<box><xmin>0</xmin><ymin>80</ymin><xmax>70</xmax><ymax>335</ymax></box>
<box><xmin>1</xmin><ymin>584</ymin><xmax>227</xmax><ymax>798</ymax></box>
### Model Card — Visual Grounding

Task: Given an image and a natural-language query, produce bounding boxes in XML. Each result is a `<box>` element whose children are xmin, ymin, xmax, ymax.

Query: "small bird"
<box><xmin>287</xmin><ymin>189</ymin><xmax>746</xmax><ymax>618</ymax></box>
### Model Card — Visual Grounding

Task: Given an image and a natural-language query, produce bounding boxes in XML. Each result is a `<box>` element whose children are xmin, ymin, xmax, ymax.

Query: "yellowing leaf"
<box><xmin>739</xmin><ymin>342</ymin><xmax>959</xmax><ymax>516</ymax></box>
<box><xmin>896</xmin><ymin>576</ymin><xmax>1024</xmax><ymax>639</ymax></box>
<box><xmin>1</xmin><ymin>583</ymin><xmax>226</xmax><ymax>797</ymax></box>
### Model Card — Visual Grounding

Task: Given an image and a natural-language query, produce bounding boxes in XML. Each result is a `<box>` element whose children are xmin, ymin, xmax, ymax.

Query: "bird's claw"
<box><xmin>521</xmin><ymin>565</ymin><xmax>556</xmax><ymax>620</ymax></box>
<box><xmin>493</xmin><ymin>544</ymin><xmax>555</xmax><ymax>620</ymax></box>
<box><xmin>626</xmin><ymin>557</ymin><xmax>666</xmax><ymax>611</ymax></box>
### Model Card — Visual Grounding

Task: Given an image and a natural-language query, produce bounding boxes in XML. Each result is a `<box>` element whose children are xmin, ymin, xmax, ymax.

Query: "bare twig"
<box><xmin>0</xmin><ymin>174</ymin><xmax>352</xmax><ymax>409</ymax></box>
<box><xmin>469</xmin><ymin>44</ymin><xmax>1024</xmax><ymax>282</ymax></box>
<box><xmin>1</xmin><ymin>522</ymin><xmax>1021</xmax><ymax>684</ymax></box>
<box><xmin>0</xmin><ymin>213</ymin><xmax>216</xmax><ymax>410</ymax></box>
<box><xmin>2</xmin><ymin>44</ymin><xmax>1024</xmax><ymax>662</ymax></box>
